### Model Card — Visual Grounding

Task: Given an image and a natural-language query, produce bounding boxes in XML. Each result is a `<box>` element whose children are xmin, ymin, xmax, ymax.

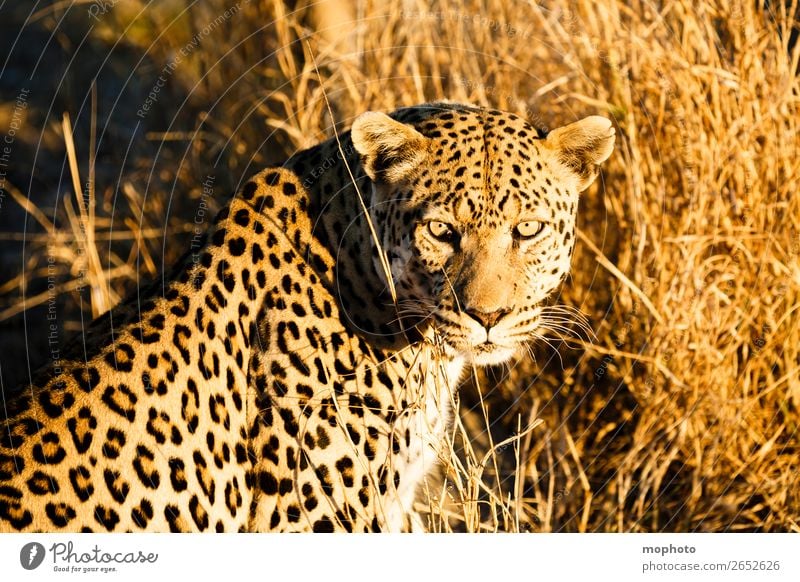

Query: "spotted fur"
<box><xmin>0</xmin><ymin>102</ymin><xmax>614</xmax><ymax>532</ymax></box>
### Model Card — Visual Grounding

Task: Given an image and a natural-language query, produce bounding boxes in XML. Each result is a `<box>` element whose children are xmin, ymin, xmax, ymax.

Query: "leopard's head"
<box><xmin>351</xmin><ymin>103</ymin><xmax>614</xmax><ymax>365</ymax></box>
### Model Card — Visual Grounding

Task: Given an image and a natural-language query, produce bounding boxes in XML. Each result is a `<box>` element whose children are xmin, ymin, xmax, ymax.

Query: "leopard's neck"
<box><xmin>284</xmin><ymin>138</ymin><xmax>419</xmax><ymax>352</ymax></box>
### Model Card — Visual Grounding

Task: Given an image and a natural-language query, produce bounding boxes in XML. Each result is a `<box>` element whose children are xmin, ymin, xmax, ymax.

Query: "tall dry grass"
<box><xmin>0</xmin><ymin>0</ymin><xmax>798</xmax><ymax>531</ymax></box>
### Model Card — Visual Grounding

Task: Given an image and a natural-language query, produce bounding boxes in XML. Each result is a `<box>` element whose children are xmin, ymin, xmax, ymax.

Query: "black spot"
<box><xmin>165</xmin><ymin>505</ymin><xmax>185</xmax><ymax>532</ymax></box>
<box><xmin>278</xmin><ymin>408</ymin><xmax>299</xmax><ymax>437</ymax></box>
<box><xmin>213</xmin><ymin>207</ymin><xmax>229</xmax><ymax>224</ymax></box>
<box><xmin>228</xmin><ymin>237</ymin><xmax>246</xmax><ymax>257</ymax></box>
<box><xmin>193</xmin><ymin>451</ymin><xmax>216</xmax><ymax>504</ymax></box>
<box><xmin>103</xmin><ymin>428</ymin><xmax>126</xmax><ymax>459</ymax></box>
<box><xmin>313</xmin><ymin>517</ymin><xmax>335</xmax><ymax>532</ymax></box>
<box><xmin>286</xmin><ymin>505</ymin><xmax>301</xmax><ymax>523</ymax></box>
<box><xmin>348</xmin><ymin>394</ymin><xmax>364</xmax><ymax>418</ymax></box>
<box><xmin>32</xmin><ymin>433</ymin><xmax>67</xmax><ymax>464</ymax></box>
<box><xmin>335</xmin><ymin>456</ymin><xmax>354</xmax><ymax>486</ymax></box>
<box><xmin>27</xmin><ymin>470</ymin><xmax>59</xmax><ymax>495</ymax></box>
<box><xmin>345</xmin><ymin>424</ymin><xmax>361</xmax><ymax>446</ymax></box>
<box><xmin>169</xmin><ymin>458</ymin><xmax>188</xmax><ymax>492</ymax></box>
<box><xmin>94</xmin><ymin>505</ymin><xmax>120</xmax><ymax>531</ymax></box>
<box><xmin>131</xmin><ymin>499</ymin><xmax>154</xmax><ymax>529</ymax></box>
<box><xmin>37</xmin><ymin>387</ymin><xmax>75</xmax><ymax>419</ymax></box>
<box><xmin>103</xmin><ymin>469</ymin><xmax>130</xmax><ymax>504</ymax></box>
<box><xmin>101</xmin><ymin>384</ymin><xmax>137</xmax><ymax>421</ymax></box>
<box><xmin>377</xmin><ymin>370</ymin><xmax>394</xmax><ymax>390</ymax></box>
<box><xmin>170</xmin><ymin>295</ymin><xmax>189</xmax><ymax>317</ymax></box>
<box><xmin>72</xmin><ymin>366</ymin><xmax>100</xmax><ymax>393</ymax></box>
<box><xmin>257</xmin><ymin>195</ymin><xmax>275</xmax><ymax>210</ymax></box>
<box><xmin>241</xmin><ymin>181</ymin><xmax>258</xmax><ymax>200</ymax></box>
<box><xmin>363</xmin><ymin>395</ymin><xmax>382</xmax><ymax>414</ymax></box>
<box><xmin>132</xmin><ymin>445</ymin><xmax>161</xmax><ymax>489</ymax></box>
<box><xmin>0</xmin><ymin>485</ymin><xmax>22</xmax><ymax>499</ymax></box>
<box><xmin>67</xmin><ymin>407</ymin><xmax>97</xmax><ymax>454</ymax></box>
<box><xmin>189</xmin><ymin>495</ymin><xmax>209</xmax><ymax>531</ymax></box>
<box><xmin>233</xmin><ymin>208</ymin><xmax>250</xmax><ymax>226</ymax></box>
<box><xmin>212</xmin><ymin>228</ymin><xmax>227</xmax><ymax>247</ymax></box>
<box><xmin>0</xmin><ymin>496</ymin><xmax>33</xmax><ymax>529</ymax></box>
<box><xmin>258</xmin><ymin>471</ymin><xmax>278</xmax><ymax>495</ymax></box>
<box><xmin>0</xmin><ymin>453</ymin><xmax>23</xmax><ymax>481</ymax></box>
<box><xmin>46</xmin><ymin>502</ymin><xmax>76</xmax><ymax>528</ymax></box>
<box><xmin>104</xmin><ymin>342</ymin><xmax>136</xmax><ymax>372</ymax></box>
<box><xmin>69</xmin><ymin>466</ymin><xmax>94</xmax><ymax>501</ymax></box>
<box><xmin>172</xmin><ymin>324</ymin><xmax>193</xmax><ymax>365</ymax></box>
<box><xmin>269</xmin><ymin>509</ymin><xmax>280</xmax><ymax>529</ymax></box>
<box><xmin>364</xmin><ymin>440</ymin><xmax>376</xmax><ymax>461</ymax></box>
<box><xmin>278</xmin><ymin>478</ymin><xmax>293</xmax><ymax>495</ymax></box>
<box><xmin>316</xmin><ymin>426</ymin><xmax>331</xmax><ymax>449</ymax></box>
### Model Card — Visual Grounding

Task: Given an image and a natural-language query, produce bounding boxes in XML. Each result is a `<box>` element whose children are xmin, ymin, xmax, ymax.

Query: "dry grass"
<box><xmin>1</xmin><ymin>0</ymin><xmax>798</xmax><ymax>531</ymax></box>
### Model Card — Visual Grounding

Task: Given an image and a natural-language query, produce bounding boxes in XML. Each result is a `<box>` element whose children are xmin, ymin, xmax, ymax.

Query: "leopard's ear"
<box><xmin>350</xmin><ymin>112</ymin><xmax>429</xmax><ymax>183</ymax></box>
<box><xmin>544</xmin><ymin>116</ymin><xmax>615</xmax><ymax>191</ymax></box>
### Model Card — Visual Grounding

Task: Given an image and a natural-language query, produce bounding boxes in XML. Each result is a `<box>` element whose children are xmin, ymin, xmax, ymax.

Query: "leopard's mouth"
<box><xmin>430</xmin><ymin>323</ymin><xmax>520</xmax><ymax>365</ymax></box>
<box><xmin>423</xmin><ymin>308</ymin><xmax>546</xmax><ymax>366</ymax></box>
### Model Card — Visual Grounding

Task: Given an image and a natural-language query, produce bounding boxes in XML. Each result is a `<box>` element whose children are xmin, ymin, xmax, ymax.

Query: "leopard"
<box><xmin>0</xmin><ymin>102</ymin><xmax>614</xmax><ymax>532</ymax></box>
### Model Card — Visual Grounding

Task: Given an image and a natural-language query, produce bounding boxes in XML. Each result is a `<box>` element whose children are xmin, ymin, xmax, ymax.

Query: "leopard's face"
<box><xmin>403</xmin><ymin>185</ymin><xmax>576</xmax><ymax>366</ymax></box>
<box><xmin>351</xmin><ymin>104</ymin><xmax>615</xmax><ymax>365</ymax></box>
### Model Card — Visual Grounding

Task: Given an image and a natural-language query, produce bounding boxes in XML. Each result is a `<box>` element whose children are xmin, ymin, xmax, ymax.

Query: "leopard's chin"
<box><xmin>465</xmin><ymin>343</ymin><xmax>518</xmax><ymax>366</ymax></box>
<box><xmin>438</xmin><ymin>339</ymin><xmax>518</xmax><ymax>366</ymax></box>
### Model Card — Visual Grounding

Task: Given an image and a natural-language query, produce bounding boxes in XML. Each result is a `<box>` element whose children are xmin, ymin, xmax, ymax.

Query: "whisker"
<box><xmin>530</xmin><ymin>333</ymin><xmax>565</xmax><ymax>370</ymax></box>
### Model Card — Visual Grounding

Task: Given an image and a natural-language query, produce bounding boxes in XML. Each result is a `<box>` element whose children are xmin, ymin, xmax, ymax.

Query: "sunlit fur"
<box><xmin>354</xmin><ymin>103</ymin><xmax>615</xmax><ymax>367</ymax></box>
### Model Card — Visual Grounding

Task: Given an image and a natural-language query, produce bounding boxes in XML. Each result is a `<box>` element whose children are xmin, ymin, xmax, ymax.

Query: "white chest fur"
<box><xmin>383</xmin><ymin>346</ymin><xmax>465</xmax><ymax>531</ymax></box>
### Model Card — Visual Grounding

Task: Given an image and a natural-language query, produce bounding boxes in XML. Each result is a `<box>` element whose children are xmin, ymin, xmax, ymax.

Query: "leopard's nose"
<box><xmin>465</xmin><ymin>308</ymin><xmax>511</xmax><ymax>330</ymax></box>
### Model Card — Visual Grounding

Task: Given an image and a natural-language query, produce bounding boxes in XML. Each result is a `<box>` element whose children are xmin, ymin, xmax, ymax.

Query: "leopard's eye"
<box><xmin>428</xmin><ymin>221</ymin><xmax>456</xmax><ymax>242</ymax></box>
<box><xmin>514</xmin><ymin>221</ymin><xmax>545</xmax><ymax>240</ymax></box>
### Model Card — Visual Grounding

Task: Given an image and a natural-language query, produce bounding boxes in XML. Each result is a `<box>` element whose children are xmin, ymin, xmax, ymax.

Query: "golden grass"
<box><xmin>1</xmin><ymin>0</ymin><xmax>798</xmax><ymax>531</ymax></box>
